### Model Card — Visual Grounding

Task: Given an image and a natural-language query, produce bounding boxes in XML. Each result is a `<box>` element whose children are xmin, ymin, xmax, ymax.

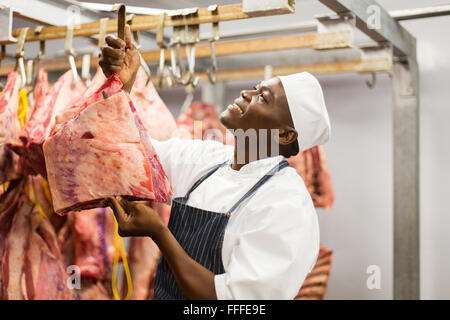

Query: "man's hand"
<box><xmin>105</xmin><ymin>196</ymin><xmax>217</xmax><ymax>299</ymax></box>
<box><xmin>99</xmin><ymin>24</ymin><xmax>140</xmax><ymax>93</ymax></box>
<box><xmin>105</xmin><ymin>196</ymin><xmax>166</xmax><ymax>238</ymax></box>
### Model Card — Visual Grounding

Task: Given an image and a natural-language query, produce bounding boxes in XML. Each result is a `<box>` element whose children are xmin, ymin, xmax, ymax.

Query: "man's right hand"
<box><xmin>99</xmin><ymin>24</ymin><xmax>140</xmax><ymax>93</ymax></box>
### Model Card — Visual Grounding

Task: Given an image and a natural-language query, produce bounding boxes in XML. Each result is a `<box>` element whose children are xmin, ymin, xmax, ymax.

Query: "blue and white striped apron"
<box><xmin>153</xmin><ymin>159</ymin><xmax>290</xmax><ymax>300</ymax></box>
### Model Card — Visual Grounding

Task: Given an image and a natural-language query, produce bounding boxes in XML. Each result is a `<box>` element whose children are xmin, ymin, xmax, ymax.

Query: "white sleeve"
<box><xmin>151</xmin><ymin>138</ymin><xmax>233</xmax><ymax>197</ymax></box>
<box><xmin>214</xmin><ymin>196</ymin><xmax>320</xmax><ymax>300</ymax></box>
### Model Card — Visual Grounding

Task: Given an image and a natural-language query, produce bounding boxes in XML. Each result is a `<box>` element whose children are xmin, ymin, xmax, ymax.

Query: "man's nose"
<box><xmin>240</xmin><ymin>90</ymin><xmax>252</xmax><ymax>102</ymax></box>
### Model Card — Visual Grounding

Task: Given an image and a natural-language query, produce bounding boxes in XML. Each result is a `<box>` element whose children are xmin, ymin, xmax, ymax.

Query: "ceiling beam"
<box><xmin>0</xmin><ymin>31</ymin><xmax>354</xmax><ymax>75</ymax></box>
<box><xmin>317</xmin><ymin>0</ymin><xmax>416</xmax><ymax>59</ymax></box>
<box><xmin>154</xmin><ymin>58</ymin><xmax>392</xmax><ymax>85</ymax></box>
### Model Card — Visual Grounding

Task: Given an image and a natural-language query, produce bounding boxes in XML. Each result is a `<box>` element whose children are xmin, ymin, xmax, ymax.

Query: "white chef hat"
<box><xmin>278</xmin><ymin>72</ymin><xmax>331</xmax><ymax>152</ymax></box>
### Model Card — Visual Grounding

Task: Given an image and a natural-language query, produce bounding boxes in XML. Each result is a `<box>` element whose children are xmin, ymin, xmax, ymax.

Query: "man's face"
<box><xmin>219</xmin><ymin>77</ymin><xmax>292</xmax><ymax>133</ymax></box>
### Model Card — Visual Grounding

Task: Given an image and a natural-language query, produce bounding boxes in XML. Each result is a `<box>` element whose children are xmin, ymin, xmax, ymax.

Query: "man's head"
<box><xmin>219</xmin><ymin>77</ymin><xmax>299</xmax><ymax>158</ymax></box>
<box><xmin>219</xmin><ymin>72</ymin><xmax>330</xmax><ymax>158</ymax></box>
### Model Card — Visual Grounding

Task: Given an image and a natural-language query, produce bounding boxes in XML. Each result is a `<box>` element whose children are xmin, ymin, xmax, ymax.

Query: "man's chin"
<box><xmin>219</xmin><ymin>111</ymin><xmax>235</xmax><ymax>130</ymax></box>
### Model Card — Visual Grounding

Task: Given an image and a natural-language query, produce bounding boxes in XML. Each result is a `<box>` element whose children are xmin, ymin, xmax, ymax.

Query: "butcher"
<box><xmin>99</xmin><ymin>25</ymin><xmax>331</xmax><ymax>300</ymax></box>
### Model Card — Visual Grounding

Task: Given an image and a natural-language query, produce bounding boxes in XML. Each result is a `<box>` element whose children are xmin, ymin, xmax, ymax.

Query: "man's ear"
<box><xmin>277</xmin><ymin>125</ymin><xmax>298</xmax><ymax>145</ymax></box>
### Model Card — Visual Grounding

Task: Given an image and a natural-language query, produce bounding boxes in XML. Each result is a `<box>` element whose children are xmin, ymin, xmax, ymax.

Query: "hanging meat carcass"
<box><xmin>288</xmin><ymin>145</ymin><xmax>334</xmax><ymax>210</ymax></box>
<box><xmin>0</xmin><ymin>72</ymin><xmax>22</xmax><ymax>184</ymax></box>
<box><xmin>131</xmin><ymin>68</ymin><xmax>177</xmax><ymax>141</ymax></box>
<box><xmin>309</xmin><ymin>145</ymin><xmax>334</xmax><ymax>210</ymax></box>
<box><xmin>54</xmin><ymin>67</ymin><xmax>108</xmax><ymax>126</ymax></box>
<box><xmin>175</xmin><ymin>101</ymin><xmax>234</xmax><ymax>145</ymax></box>
<box><xmin>72</xmin><ymin>208</ymin><xmax>116</xmax><ymax>280</ymax></box>
<box><xmin>0</xmin><ymin>178</ymin><xmax>72</xmax><ymax>300</ymax></box>
<box><xmin>21</xmin><ymin>209</ymin><xmax>74</xmax><ymax>300</ymax></box>
<box><xmin>8</xmin><ymin>69</ymin><xmax>85</xmax><ymax>178</ymax></box>
<box><xmin>0</xmin><ymin>179</ymin><xmax>26</xmax><ymax>299</ymax></box>
<box><xmin>295</xmin><ymin>244</ymin><xmax>333</xmax><ymax>300</ymax></box>
<box><xmin>43</xmin><ymin>73</ymin><xmax>172</xmax><ymax>214</ymax></box>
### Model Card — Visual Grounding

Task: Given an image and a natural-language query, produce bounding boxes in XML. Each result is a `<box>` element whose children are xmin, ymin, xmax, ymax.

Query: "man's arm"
<box><xmin>106</xmin><ymin>196</ymin><xmax>217</xmax><ymax>299</ymax></box>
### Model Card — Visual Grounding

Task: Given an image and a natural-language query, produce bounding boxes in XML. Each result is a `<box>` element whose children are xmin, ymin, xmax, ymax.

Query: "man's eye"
<box><xmin>259</xmin><ymin>94</ymin><xmax>267</xmax><ymax>103</ymax></box>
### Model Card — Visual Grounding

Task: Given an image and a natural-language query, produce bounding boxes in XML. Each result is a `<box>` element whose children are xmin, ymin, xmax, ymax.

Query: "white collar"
<box><xmin>222</xmin><ymin>155</ymin><xmax>285</xmax><ymax>177</ymax></box>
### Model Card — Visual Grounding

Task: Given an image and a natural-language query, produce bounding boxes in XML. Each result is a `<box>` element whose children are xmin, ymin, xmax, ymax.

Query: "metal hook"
<box><xmin>98</xmin><ymin>18</ymin><xmax>108</xmax><ymax>51</ymax></box>
<box><xmin>168</xmin><ymin>25</ymin><xmax>185</xmax><ymax>84</ymax></box>
<box><xmin>156</xmin><ymin>13</ymin><xmax>170</xmax><ymax>89</ymax></box>
<box><xmin>0</xmin><ymin>45</ymin><xmax>5</xmax><ymax>69</ymax></box>
<box><xmin>126</xmin><ymin>14</ymin><xmax>151</xmax><ymax>85</ymax></box>
<box><xmin>15</xmin><ymin>27</ymin><xmax>28</xmax><ymax>89</ymax></box>
<box><xmin>0</xmin><ymin>45</ymin><xmax>5</xmax><ymax>91</ymax></box>
<box><xmin>207</xmin><ymin>5</ymin><xmax>219</xmax><ymax>84</ymax></box>
<box><xmin>178</xmin><ymin>83</ymin><xmax>195</xmax><ymax>118</ymax></box>
<box><xmin>181</xmin><ymin>22</ymin><xmax>200</xmax><ymax>87</ymax></box>
<box><xmin>81</xmin><ymin>54</ymin><xmax>91</xmax><ymax>85</ymax></box>
<box><xmin>65</xmin><ymin>23</ymin><xmax>79</xmax><ymax>87</ymax></box>
<box><xmin>31</xmin><ymin>26</ymin><xmax>45</xmax><ymax>90</ymax></box>
<box><xmin>365</xmin><ymin>72</ymin><xmax>376</xmax><ymax>89</ymax></box>
<box><xmin>114</xmin><ymin>3</ymin><xmax>126</xmax><ymax>41</ymax></box>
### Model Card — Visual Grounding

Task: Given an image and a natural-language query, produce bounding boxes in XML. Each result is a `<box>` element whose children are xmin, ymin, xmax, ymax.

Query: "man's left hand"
<box><xmin>105</xmin><ymin>196</ymin><xmax>166</xmax><ymax>238</ymax></box>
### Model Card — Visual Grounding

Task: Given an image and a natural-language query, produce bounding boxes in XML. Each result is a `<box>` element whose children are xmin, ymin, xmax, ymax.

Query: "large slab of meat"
<box><xmin>288</xmin><ymin>145</ymin><xmax>334</xmax><ymax>210</ymax></box>
<box><xmin>54</xmin><ymin>67</ymin><xmax>108</xmax><ymax>126</ymax></box>
<box><xmin>295</xmin><ymin>244</ymin><xmax>333</xmax><ymax>300</ymax></box>
<box><xmin>0</xmin><ymin>179</ymin><xmax>26</xmax><ymax>299</ymax></box>
<box><xmin>8</xmin><ymin>69</ymin><xmax>85</xmax><ymax>178</ymax></box>
<box><xmin>43</xmin><ymin>74</ymin><xmax>172</xmax><ymax>214</ymax></box>
<box><xmin>0</xmin><ymin>178</ymin><xmax>72</xmax><ymax>300</ymax></box>
<box><xmin>72</xmin><ymin>208</ymin><xmax>115</xmax><ymax>280</ymax></box>
<box><xmin>175</xmin><ymin>101</ymin><xmax>234</xmax><ymax>145</ymax></box>
<box><xmin>0</xmin><ymin>71</ymin><xmax>22</xmax><ymax>184</ymax></box>
<box><xmin>21</xmin><ymin>208</ymin><xmax>74</xmax><ymax>300</ymax></box>
<box><xmin>131</xmin><ymin>68</ymin><xmax>177</xmax><ymax>141</ymax></box>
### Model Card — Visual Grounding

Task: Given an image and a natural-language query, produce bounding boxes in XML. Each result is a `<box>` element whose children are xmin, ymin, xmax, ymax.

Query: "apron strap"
<box><xmin>226</xmin><ymin>159</ymin><xmax>290</xmax><ymax>215</ymax></box>
<box><xmin>185</xmin><ymin>161</ymin><xmax>228</xmax><ymax>199</ymax></box>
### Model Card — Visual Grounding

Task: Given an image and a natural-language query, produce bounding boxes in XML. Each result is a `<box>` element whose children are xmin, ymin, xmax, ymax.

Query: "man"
<box><xmin>100</xmin><ymin>25</ymin><xmax>330</xmax><ymax>300</ymax></box>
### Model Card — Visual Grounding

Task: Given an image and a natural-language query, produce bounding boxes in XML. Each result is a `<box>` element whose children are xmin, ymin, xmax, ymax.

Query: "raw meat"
<box><xmin>175</xmin><ymin>101</ymin><xmax>234</xmax><ymax>145</ymax></box>
<box><xmin>131</xmin><ymin>68</ymin><xmax>177</xmax><ymax>141</ymax></box>
<box><xmin>21</xmin><ymin>208</ymin><xmax>74</xmax><ymax>300</ymax></box>
<box><xmin>27</xmin><ymin>175</ymin><xmax>54</xmax><ymax>218</ymax></box>
<box><xmin>7</xmin><ymin>69</ymin><xmax>85</xmax><ymax>178</ymax></box>
<box><xmin>310</xmin><ymin>146</ymin><xmax>334</xmax><ymax>210</ymax></box>
<box><xmin>0</xmin><ymin>179</ymin><xmax>27</xmax><ymax>299</ymax></box>
<box><xmin>0</xmin><ymin>71</ymin><xmax>22</xmax><ymax>184</ymax></box>
<box><xmin>0</xmin><ymin>177</ymin><xmax>72</xmax><ymax>300</ymax></box>
<box><xmin>295</xmin><ymin>244</ymin><xmax>333</xmax><ymax>300</ymax></box>
<box><xmin>1</xmin><ymin>190</ymin><xmax>33</xmax><ymax>299</ymax></box>
<box><xmin>122</xmin><ymin>236</ymin><xmax>160</xmax><ymax>300</ymax></box>
<box><xmin>287</xmin><ymin>145</ymin><xmax>334</xmax><ymax>210</ymax></box>
<box><xmin>72</xmin><ymin>208</ymin><xmax>116</xmax><ymax>280</ymax></box>
<box><xmin>43</xmin><ymin>74</ymin><xmax>172</xmax><ymax>214</ymax></box>
<box><xmin>76</xmin><ymin>280</ymin><xmax>112</xmax><ymax>300</ymax></box>
<box><xmin>54</xmin><ymin>67</ymin><xmax>108</xmax><ymax>126</ymax></box>
<box><xmin>56</xmin><ymin>213</ymin><xmax>76</xmax><ymax>267</ymax></box>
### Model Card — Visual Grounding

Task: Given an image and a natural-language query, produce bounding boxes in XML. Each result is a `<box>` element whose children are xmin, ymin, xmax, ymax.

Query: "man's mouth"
<box><xmin>232</xmin><ymin>103</ymin><xmax>244</xmax><ymax>115</ymax></box>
